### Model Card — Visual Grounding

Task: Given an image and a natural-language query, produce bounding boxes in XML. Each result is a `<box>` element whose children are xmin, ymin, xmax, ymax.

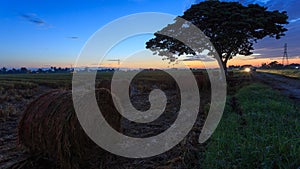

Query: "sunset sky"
<box><xmin>0</xmin><ymin>0</ymin><xmax>299</xmax><ymax>69</ymax></box>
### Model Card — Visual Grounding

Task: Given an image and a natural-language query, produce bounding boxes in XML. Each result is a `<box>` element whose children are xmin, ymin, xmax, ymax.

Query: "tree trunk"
<box><xmin>222</xmin><ymin>60</ymin><xmax>228</xmax><ymax>76</ymax></box>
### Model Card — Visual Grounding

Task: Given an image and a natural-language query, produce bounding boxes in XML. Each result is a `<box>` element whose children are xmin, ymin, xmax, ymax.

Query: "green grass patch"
<box><xmin>258</xmin><ymin>69</ymin><xmax>300</xmax><ymax>79</ymax></box>
<box><xmin>202</xmin><ymin>83</ymin><xmax>300</xmax><ymax>169</ymax></box>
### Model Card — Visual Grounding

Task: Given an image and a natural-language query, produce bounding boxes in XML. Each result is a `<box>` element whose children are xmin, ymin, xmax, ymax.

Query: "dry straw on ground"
<box><xmin>17</xmin><ymin>77</ymin><xmax>208</xmax><ymax>169</ymax></box>
<box><xmin>18</xmin><ymin>88</ymin><xmax>122</xmax><ymax>169</ymax></box>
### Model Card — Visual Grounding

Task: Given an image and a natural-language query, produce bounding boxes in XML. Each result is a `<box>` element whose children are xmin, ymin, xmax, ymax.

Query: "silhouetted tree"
<box><xmin>146</xmin><ymin>0</ymin><xmax>288</xmax><ymax>74</ymax></box>
<box><xmin>268</xmin><ymin>61</ymin><xmax>283</xmax><ymax>69</ymax></box>
<box><xmin>0</xmin><ymin>67</ymin><xmax>7</xmax><ymax>74</ymax></box>
<box><xmin>20</xmin><ymin>67</ymin><xmax>28</xmax><ymax>73</ymax></box>
<box><xmin>261</xmin><ymin>63</ymin><xmax>269</xmax><ymax>69</ymax></box>
<box><xmin>12</xmin><ymin>68</ymin><xmax>17</xmax><ymax>74</ymax></box>
<box><xmin>37</xmin><ymin>68</ymin><xmax>44</xmax><ymax>73</ymax></box>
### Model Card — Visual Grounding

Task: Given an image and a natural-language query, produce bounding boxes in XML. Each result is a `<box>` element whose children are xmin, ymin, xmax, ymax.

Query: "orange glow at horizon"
<box><xmin>228</xmin><ymin>57</ymin><xmax>300</xmax><ymax>67</ymax></box>
<box><xmin>84</xmin><ymin>57</ymin><xmax>300</xmax><ymax>69</ymax></box>
<box><xmin>96</xmin><ymin>60</ymin><xmax>219</xmax><ymax>69</ymax></box>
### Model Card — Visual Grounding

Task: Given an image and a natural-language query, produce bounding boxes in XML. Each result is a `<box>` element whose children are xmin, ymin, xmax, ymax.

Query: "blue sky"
<box><xmin>0</xmin><ymin>0</ymin><xmax>299</xmax><ymax>68</ymax></box>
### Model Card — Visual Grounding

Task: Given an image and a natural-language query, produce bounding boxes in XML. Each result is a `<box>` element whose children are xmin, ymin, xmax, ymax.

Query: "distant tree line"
<box><xmin>0</xmin><ymin>67</ymin><xmax>74</xmax><ymax>74</ymax></box>
<box><xmin>228</xmin><ymin>62</ymin><xmax>300</xmax><ymax>70</ymax></box>
<box><xmin>260</xmin><ymin>62</ymin><xmax>300</xmax><ymax>69</ymax></box>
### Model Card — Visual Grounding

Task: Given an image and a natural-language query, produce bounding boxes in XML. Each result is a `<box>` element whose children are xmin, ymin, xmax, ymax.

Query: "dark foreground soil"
<box><xmin>0</xmin><ymin>86</ymin><xmax>54</xmax><ymax>169</ymax></box>
<box><xmin>0</xmin><ymin>84</ymin><xmax>210</xmax><ymax>169</ymax></box>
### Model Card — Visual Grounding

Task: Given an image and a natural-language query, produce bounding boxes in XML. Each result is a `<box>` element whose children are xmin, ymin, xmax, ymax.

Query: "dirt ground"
<box><xmin>1</xmin><ymin>71</ymin><xmax>299</xmax><ymax>168</ymax></box>
<box><xmin>0</xmin><ymin>82</ymin><xmax>209</xmax><ymax>169</ymax></box>
<box><xmin>0</xmin><ymin>86</ymin><xmax>54</xmax><ymax>169</ymax></box>
<box><xmin>254</xmin><ymin>72</ymin><xmax>300</xmax><ymax>102</ymax></box>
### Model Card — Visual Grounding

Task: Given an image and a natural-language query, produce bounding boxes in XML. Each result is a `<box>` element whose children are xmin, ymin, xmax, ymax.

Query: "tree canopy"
<box><xmin>146</xmin><ymin>0</ymin><xmax>288</xmax><ymax>72</ymax></box>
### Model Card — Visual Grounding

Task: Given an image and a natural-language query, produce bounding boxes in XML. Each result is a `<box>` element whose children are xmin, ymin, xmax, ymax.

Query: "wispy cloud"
<box><xmin>182</xmin><ymin>55</ymin><xmax>215</xmax><ymax>62</ymax></box>
<box><xmin>20</xmin><ymin>13</ymin><xmax>52</xmax><ymax>28</ymax></box>
<box><xmin>250</xmin><ymin>0</ymin><xmax>271</xmax><ymax>4</ymax></box>
<box><xmin>290</xmin><ymin>18</ymin><xmax>300</xmax><ymax>23</ymax></box>
<box><xmin>66</xmin><ymin>36</ymin><xmax>79</xmax><ymax>40</ymax></box>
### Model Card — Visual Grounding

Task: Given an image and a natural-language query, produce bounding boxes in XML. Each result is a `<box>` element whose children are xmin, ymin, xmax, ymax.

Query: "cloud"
<box><xmin>195</xmin><ymin>0</ymin><xmax>270</xmax><ymax>6</ymax></box>
<box><xmin>290</xmin><ymin>18</ymin><xmax>300</xmax><ymax>23</ymax></box>
<box><xmin>182</xmin><ymin>55</ymin><xmax>216</xmax><ymax>62</ymax></box>
<box><xmin>66</xmin><ymin>36</ymin><xmax>79</xmax><ymax>40</ymax></box>
<box><xmin>20</xmin><ymin>13</ymin><xmax>52</xmax><ymax>28</ymax></box>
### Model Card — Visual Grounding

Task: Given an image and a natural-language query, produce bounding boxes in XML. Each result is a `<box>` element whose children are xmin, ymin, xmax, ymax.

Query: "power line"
<box><xmin>282</xmin><ymin>43</ymin><xmax>289</xmax><ymax>66</ymax></box>
<box><xmin>107</xmin><ymin>59</ymin><xmax>120</xmax><ymax>65</ymax></box>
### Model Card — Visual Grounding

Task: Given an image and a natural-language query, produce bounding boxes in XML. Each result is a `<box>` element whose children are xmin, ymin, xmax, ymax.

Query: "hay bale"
<box><xmin>18</xmin><ymin>88</ymin><xmax>122</xmax><ymax>169</ymax></box>
<box><xmin>194</xmin><ymin>73</ymin><xmax>210</xmax><ymax>91</ymax></box>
